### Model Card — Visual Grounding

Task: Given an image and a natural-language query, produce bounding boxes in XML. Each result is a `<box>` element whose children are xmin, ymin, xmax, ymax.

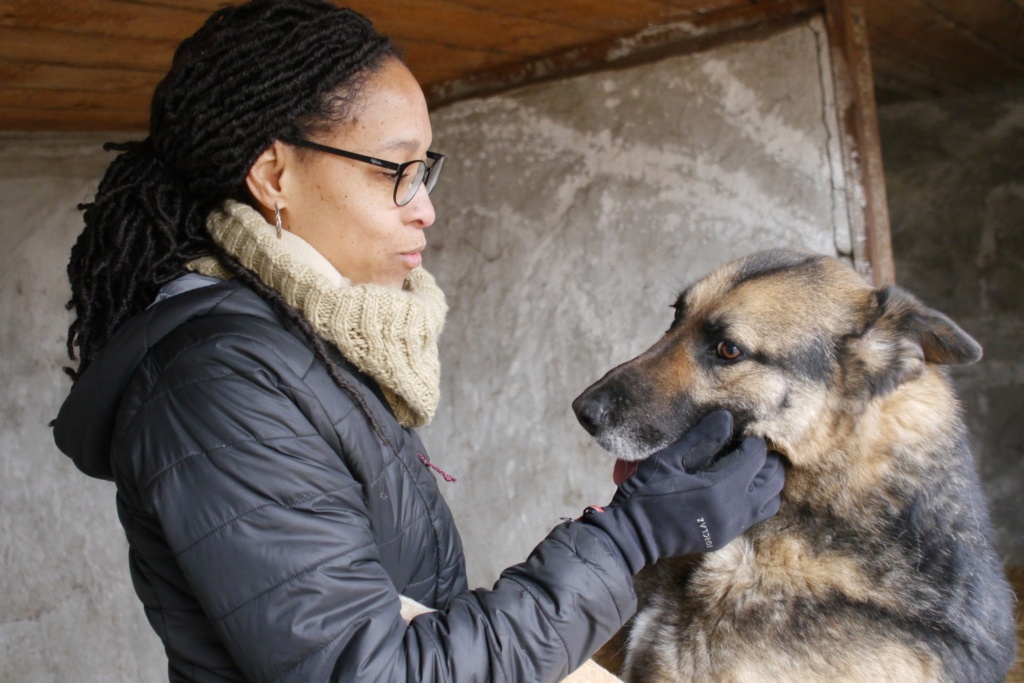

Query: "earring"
<box><xmin>274</xmin><ymin>203</ymin><xmax>283</xmax><ymax>239</ymax></box>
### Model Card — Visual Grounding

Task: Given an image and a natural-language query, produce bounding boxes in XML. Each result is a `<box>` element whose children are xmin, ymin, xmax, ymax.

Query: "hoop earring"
<box><xmin>274</xmin><ymin>203</ymin><xmax>283</xmax><ymax>239</ymax></box>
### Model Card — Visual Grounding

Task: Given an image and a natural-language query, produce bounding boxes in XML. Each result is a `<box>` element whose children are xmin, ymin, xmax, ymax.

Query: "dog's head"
<box><xmin>572</xmin><ymin>249</ymin><xmax>981</xmax><ymax>467</ymax></box>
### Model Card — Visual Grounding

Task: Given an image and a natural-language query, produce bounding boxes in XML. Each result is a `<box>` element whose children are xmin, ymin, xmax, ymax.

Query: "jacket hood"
<box><xmin>53</xmin><ymin>276</ymin><xmax>270</xmax><ymax>480</ymax></box>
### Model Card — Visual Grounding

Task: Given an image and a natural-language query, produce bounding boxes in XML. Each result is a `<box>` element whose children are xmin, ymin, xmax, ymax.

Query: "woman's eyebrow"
<box><xmin>375</xmin><ymin>138</ymin><xmax>429</xmax><ymax>155</ymax></box>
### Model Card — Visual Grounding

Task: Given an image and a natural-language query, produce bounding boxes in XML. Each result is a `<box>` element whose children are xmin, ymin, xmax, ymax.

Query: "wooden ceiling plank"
<box><xmin>863</xmin><ymin>0</ymin><xmax>1024</xmax><ymax>84</ymax></box>
<box><xmin>0</xmin><ymin>107</ymin><xmax>147</xmax><ymax>131</ymax></box>
<box><xmin>0</xmin><ymin>86</ymin><xmax>149</xmax><ymax>113</ymax></box>
<box><xmin>0</xmin><ymin>62</ymin><xmax>161</xmax><ymax>94</ymax></box>
<box><xmin>0</xmin><ymin>26</ymin><xmax>175</xmax><ymax>72</ymax></box>
<box><xmin>424</xmin><ymin>0</ymin><xmax>821</xmax><ymax>105</ymax></box>
<box><xmin>658</xmin><ymin>0</ymin><xmax>821</xmax><ymax>35</ymax></box>
<box><xmin>355</xmin><ymin>1</ymin><xmax>607</xmax><ymax>57</ymax></box>
<box><xmin>399</xmin><ymin>39</ymin><xmax>510</xmax><ymax>83</ymax></box>
<box><xmin>419</xmin><ymin>0</ymin><xmax>695</xmax><ymax>33</ymax></box>
<box><xmin>0</xmin><ymin>0</ymin><xmax>209</xmax><ymax>42</ymax></box>
<box><xmin>917</xmin><ymin>0</ymin><xmax>1024</xmax><ymax>66</ymax></box>
<box><xmin>120</xmin><ymin>0</ymin><xmax>232</xmax><ymax>12</ymax></box>
<box><xmin>650</xmin><ymin>0</ymin><xmax>753</xmax><ymax>13</ymax></box>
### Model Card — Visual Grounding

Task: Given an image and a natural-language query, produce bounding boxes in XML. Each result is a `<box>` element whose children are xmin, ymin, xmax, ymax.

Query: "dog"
<box><xmin>572</xmin><ymin>249</ymin><xmax>1016</xmax><ymax>683</ymax></box>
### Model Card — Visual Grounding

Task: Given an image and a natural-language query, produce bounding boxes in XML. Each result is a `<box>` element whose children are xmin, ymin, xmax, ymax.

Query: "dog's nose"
<box><xmin>573</xmin><ymin>390</ymin><xmax>614</xmax><ymax>436</ymax></box>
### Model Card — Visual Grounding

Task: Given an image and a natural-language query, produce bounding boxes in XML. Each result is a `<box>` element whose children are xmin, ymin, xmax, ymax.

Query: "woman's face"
<box><xmin>280</xmin><ymin>59</ymin><xmax>436</xmax><ymax>289</ymax></box>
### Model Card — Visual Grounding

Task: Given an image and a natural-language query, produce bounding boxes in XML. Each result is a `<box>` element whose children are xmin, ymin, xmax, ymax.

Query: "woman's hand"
<box><xmin>579</xmin><ymin>410</ymin><xmax>785</xmax><ymax>574</ymax></box>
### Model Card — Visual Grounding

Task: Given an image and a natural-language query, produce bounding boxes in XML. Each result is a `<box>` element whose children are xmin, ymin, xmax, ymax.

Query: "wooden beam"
<box><xmin>351</xmin><ymin>1</ymin><xmax>608</xmax><ymax>57</ymax></box>
<box><xmin>0</xmin><ymin>107</ymin><xmax>147</xmax><ymax>131</ymax></box>
<box><xmin>425</xmin><ymin>0</ymin><xmax>823</xmax><ymax>106</ymax></box>
<box><xmin>0</xmin><ymin>0</ymin><xmax>209</xmax><ymax>42</ymax></box>
<box><xmin>397</xmin><ymin>38</ymin><xmax>506</xmax><ymax>85</ymax></box>
<box><xmin>0</xmin><ymin>62</ymin><xmax>161</xmax><ymax>94</ymax></box>
<box><xmin>0</xmin><ymin>27</ymin><xmax>175</xmax><ymax>72</ymax></box>
<box><xmin>0</xmin><ymin>86</ymin><xmax>150</xmax><ymax>114</ymax></box>
<box><xmin>824</xmin><ymin>0</ymin><xmax>894</xmax><ymax>286</ymax></box>
<box><xmin>426</xmin><ymin>0</ymin><xmax>696</xmax><ymax>32</ymax></box>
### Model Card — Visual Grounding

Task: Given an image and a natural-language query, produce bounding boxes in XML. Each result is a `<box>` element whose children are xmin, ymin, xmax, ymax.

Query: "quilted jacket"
<box><xmin>54</xmin><ymin>275</ymin><xmax>637</xmax><ymax>682</ymax></box>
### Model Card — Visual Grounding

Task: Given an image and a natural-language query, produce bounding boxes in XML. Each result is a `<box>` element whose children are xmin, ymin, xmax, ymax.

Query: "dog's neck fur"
<box><xmin>777</xmin><ymin>366</ymin><xmax>962</xmax><ymax>511</ymax></box>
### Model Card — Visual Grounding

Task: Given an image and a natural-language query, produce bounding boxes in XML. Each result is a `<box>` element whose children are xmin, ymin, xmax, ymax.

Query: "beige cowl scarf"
<box><xmin>187</xmin><ymin>200</ymin><xmax>447</xmax><ymax>428</ymax></box>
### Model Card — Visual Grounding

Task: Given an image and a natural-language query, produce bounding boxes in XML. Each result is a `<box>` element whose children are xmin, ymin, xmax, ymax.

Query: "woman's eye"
<box><xmin>716</xmin><ymin>341</ymin><xmax>743</xmax><ymax>361</ymax></box>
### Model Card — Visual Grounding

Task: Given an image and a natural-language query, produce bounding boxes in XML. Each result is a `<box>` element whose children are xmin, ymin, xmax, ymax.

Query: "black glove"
<box><xmin>580</xmin><ymin>410</ymin><xmax>784</xmax><ymax>574</ymax></box>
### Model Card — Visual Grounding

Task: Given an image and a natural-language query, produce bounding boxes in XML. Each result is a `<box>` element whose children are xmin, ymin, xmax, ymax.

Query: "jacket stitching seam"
<box><xmin>402</xmin><ymin>573</ymin><xmax>434</xmax><ymax>590</ymax></box>
<box><xmin>571</xmin><ymin>525</ymin><xmax>636</xmax><ymax>617</ymax></box>
<box><xmin>264</xmin><ymin>604</ymin><xmax>393</xmax><ymax>683</ymax></box>
<box><xmin>374</xmin><ymin>511</ymin><xmax>426</xmax><ymax>551</ymax></box>
<box><xmin>172</xmin><ymin>484</ymin><xmax>360</xmax><ymax>558</ymax></box>
<box><xmin>131</xmin><ymin>326</ymin><xmax>316</xmax><ymax>418</ymax></box>
<box><xmin>303</xmin><ymin>352</ymin><xmax>448</xmax><ymax>603</ymax></box>
<box><xmin>504</xmin><ymin>574</ymin><xmax>572</xmax><ymax>670</ymax></box>
<box><xmin>212</xmin><ymin>543</ymin><xmax>374</xmax><ymax>623</ymax></box>
<box><xmin>140</xmin><ymin>433</ymin><xmax>322</xmax><ymax>493</ymax></box>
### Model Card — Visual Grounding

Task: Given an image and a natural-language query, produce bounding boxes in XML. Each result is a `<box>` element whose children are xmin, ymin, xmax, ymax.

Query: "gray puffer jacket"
<box><xmin>54</xmin><ymin>275</ymin><xmax>636</xmax><ymax>683</ymax></box>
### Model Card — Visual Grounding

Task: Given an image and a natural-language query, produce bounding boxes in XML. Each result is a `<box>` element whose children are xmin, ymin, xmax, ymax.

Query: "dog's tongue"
<box><xmin>613</xmin><ymin>459</ymin><xmax>639</xmax><ymax>486</ymax></box>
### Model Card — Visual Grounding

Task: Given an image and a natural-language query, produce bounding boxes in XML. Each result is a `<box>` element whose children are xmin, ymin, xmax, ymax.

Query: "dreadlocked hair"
<box><xmin>65</xmin><ymin>0</ymin><xmax>400</xmax><ymax>379</ymax></box>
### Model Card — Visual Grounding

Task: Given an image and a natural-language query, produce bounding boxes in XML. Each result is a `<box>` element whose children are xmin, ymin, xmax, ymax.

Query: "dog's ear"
<box><xmin>845</xmin><ymin>286</ymin><xmax>982</xmax><ymax>398</ymax></box>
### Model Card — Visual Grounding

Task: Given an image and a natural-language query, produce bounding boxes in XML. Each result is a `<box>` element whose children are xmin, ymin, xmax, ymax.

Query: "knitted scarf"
<box><xmin>188</xmin><ymin>200</ymin><xmax>447</xmax><ymax>427</ymax></box>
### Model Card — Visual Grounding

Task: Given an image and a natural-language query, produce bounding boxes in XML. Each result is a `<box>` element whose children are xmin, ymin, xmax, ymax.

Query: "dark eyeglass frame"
<box><xmin>279</xmin><ymin>135</ymin><xmax>444</xmax><ymax>207</ymax></box>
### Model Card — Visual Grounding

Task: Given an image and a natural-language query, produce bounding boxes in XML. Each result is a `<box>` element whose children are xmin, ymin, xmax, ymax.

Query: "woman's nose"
<box><xmin>404</xmin><ymin>184</ymin><xmax>435</xmax><ymax>228</ymax></box>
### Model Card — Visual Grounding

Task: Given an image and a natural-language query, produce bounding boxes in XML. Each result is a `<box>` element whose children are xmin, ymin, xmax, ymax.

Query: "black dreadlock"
<box><xmin>64</xmin><ymin>0</ymin><xmax>401</xmax><ymax>439</ymax></box>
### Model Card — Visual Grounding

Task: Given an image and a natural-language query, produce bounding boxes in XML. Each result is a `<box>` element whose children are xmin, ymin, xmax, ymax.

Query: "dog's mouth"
<box><xmin>613</xmin><ymin>459</ymin><xmax>640</xmax><ymax>486</ymax></box>
<box><xmin>606</xmin><ymin>416</ymin><xmax>773</xmax><ymax>486</ymax></box>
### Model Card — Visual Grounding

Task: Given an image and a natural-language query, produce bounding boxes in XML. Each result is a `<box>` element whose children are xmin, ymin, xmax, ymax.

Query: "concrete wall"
<box><xmin>1</xmin><ymin>18</ymin><xmax>851</xmax><ymax>681</ymax></box>
<box><xmin>421</xmin><ymin>17</ymin><xmax>849</xmax><ymax>587</ymax></box>
<box><xmin>877</xmin><ymin>89</ymin><xmax>1024</xmax><ymax>567</ymax></box>
<box><xmin>0</xmin><ymin>137</ymin><xmax>165</xmax><ymax>680</ymax></box>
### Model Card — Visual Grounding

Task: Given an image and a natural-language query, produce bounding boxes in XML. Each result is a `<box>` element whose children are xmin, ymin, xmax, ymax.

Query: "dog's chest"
<box><xmin>683</xmin><ymin>508</ymin><xmax>877</xmax><ymax>618</ymax></box>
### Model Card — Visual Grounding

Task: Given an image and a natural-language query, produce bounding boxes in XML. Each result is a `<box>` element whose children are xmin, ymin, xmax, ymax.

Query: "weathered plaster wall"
<box><xmin>877</xmin><ymin>89</ymin><xmax>1024</xmax><ymax>567</ymax></box>
<box><xmin>0</xmin><ymin>136</ymin><xmax>166</xmax><ymax>681</ymax></box>
<box><xmin>1</xmin><ymin>17</ymin><xmax>851</xmax><ymax>681</ymax></box>
<box><xmin>421</xmin><ymin>18</ymin><xmax>850</xmax><ymax>588</ymax></box>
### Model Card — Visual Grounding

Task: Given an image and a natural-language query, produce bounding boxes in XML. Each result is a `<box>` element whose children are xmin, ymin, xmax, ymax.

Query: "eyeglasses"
<box><xmin>280</xmin><ymin>136</ymin><xmax>444</xmax><ymax>207</ymax></box>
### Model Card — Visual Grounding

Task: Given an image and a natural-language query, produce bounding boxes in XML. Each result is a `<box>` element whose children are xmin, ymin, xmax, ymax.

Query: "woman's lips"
<box><xmin>400</xmin><ymin>250</ymin><xmax>422</xmax><ymax>268</ymax></box>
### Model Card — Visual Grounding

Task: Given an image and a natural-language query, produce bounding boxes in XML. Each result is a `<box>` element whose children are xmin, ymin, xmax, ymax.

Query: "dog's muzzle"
<box><xmin>572</xmin><ymin>380</ymin><xmax>630</xmax><ymax>437</ymax></box>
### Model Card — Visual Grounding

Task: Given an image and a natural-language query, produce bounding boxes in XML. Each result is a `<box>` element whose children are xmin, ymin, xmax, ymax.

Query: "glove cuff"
<box><xmin>578</xmin><ymin>506</ymin><xmax>646</xmax><ymax>575</ymax></box>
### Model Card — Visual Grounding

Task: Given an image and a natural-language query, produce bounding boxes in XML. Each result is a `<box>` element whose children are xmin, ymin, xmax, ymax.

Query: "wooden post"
<box><xmin>823</xmin><ymin>0</ymin><xmax>896</xmax><ymax>286</ymax></box>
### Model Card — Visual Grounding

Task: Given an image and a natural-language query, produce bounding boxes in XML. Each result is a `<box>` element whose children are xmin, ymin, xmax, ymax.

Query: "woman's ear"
<box><xmin>245</xmin><ymin>140</ymin><xmax>289</xmax><ymax>219</ymax></box>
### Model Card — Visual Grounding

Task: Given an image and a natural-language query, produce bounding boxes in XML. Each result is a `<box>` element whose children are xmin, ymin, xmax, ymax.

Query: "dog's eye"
<box><xmin>716</xmin><ymin>341</ymin><xmax>743</xmax><ymax>361</ymax></box>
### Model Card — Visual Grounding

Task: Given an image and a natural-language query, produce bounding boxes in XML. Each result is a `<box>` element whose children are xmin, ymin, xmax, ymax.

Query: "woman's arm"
<box><xmin>115</xmin><ymin>326</ymin><xmax>634</xmax><ymax>683</ymax></box>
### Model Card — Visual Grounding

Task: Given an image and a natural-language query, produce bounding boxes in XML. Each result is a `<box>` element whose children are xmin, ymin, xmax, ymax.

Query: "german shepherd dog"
<box><xmin>573</xmin><ymin>249</ymin><xmax>1016</xmax><ymax>683</ymax></box>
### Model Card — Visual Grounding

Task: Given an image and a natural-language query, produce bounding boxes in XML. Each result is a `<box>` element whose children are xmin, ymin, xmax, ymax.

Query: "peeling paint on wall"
<box><xmin>422</xmin><ymin>18</ymin><xmax>852</xmax><ymax>588</ymax></box>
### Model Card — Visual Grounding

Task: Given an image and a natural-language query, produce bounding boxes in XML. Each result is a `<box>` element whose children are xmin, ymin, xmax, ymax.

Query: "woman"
<box><xmin>53</xmin><ymin>2</ymin><xmax>785</xmax><ymax>681</ymax></box>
